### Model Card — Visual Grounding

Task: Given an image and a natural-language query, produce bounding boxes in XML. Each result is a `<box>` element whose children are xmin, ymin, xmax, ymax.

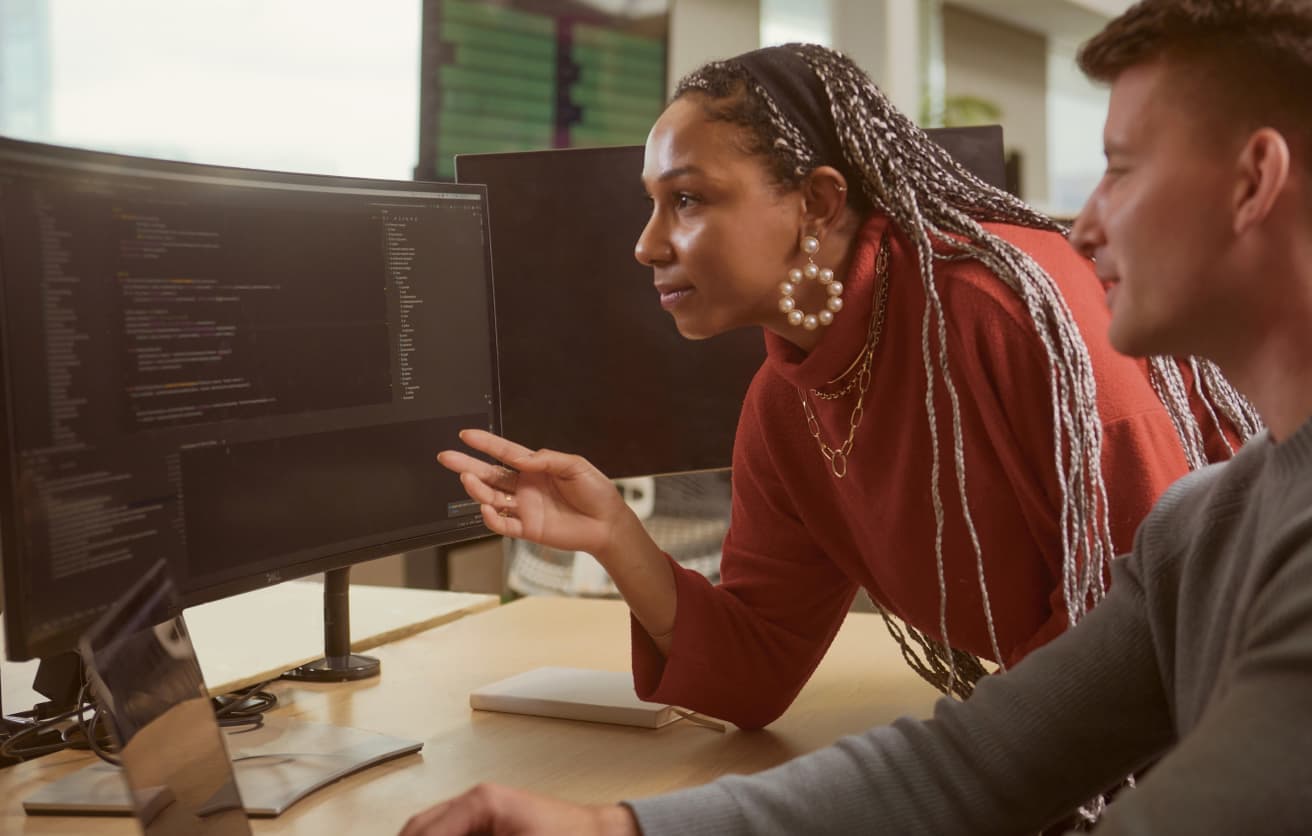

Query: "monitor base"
<box><xmin>22</xmin><ymin>716</ymin><xmax>421</xmax><ymax>818</ymax></box>
<box><xmin>282</xmin><ymin>653</ymin><xmax>380</xmax><ymax>682</ymax></box>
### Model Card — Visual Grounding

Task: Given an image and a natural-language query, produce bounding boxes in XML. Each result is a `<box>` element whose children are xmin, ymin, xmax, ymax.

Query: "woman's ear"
<box><xmin>800</xmin><ymin>166</ymin><xmax>851</xmax><ymax>233</ymax></box>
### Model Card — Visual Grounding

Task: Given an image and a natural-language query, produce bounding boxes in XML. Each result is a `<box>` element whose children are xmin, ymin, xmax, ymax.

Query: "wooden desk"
<box><xmin>186</xmin><ymin>581</ymin><xmax>499</xmax><ymax>694</ymax></box>
<box><xmin>0</xmin><ymin>596</ymin><xmax>942</xmax><ymax>834</ymax></box>
<box><xmin>2</xmin><ymin>581</ymin><xmax>499</xmax><ymax>715</ymax></box>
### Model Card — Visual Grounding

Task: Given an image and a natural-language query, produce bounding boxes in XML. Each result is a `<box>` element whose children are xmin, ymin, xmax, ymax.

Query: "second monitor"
<box><xmin>456</xmin><ymin>125</ymin><xmax>1006</xmax><ymax>479</ymax></box>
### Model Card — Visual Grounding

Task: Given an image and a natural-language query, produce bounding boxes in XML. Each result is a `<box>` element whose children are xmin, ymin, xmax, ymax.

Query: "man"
<box><xmin>401</xmin><ymin>2</ymin><xmax>1312</xmax><ymax>832</ymax></box>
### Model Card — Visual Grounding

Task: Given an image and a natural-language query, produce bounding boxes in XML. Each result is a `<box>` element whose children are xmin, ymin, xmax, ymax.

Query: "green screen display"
<box><xmin>418</xmin><ymin>0</ymin><xmax>668</xmax><ymax>180</ymax></box>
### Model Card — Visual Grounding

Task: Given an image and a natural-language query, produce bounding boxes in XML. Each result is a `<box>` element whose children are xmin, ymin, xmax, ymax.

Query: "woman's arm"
<box><xmin>629</xmin><ymin>384</ymin><xmax>859</xmax><ymax>729</ymax></box>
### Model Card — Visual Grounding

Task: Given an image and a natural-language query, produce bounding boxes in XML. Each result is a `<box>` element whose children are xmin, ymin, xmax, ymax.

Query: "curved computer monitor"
<box><xmin>0</xmin><ymin>138</ymin><xmax>500</xmax><ymax>662</ymax></box>
<box><xmin>454</xmin><ymin>124</ymin><xmax>1005</xmax><ymax>479</ymax></box>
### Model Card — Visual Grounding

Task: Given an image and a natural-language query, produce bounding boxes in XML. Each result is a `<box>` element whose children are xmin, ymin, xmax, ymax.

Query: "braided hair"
<box><xmin>675</xmin><ymin>43</ymin><xmax>1262</xmax><ymax>701</ymax></box>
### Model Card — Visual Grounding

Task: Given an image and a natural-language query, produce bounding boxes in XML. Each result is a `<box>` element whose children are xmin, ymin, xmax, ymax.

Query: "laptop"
<box><xmin>78</xmin><ymin>560</ymin><xmax>251</xmax><ymax>835</ymax></box>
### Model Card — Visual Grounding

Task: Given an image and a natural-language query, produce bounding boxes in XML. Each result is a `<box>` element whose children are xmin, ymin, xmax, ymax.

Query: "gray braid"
<box><xmin>1199</xmin><ymin>357</ymin><xmax>1263</xmax><ymax>440</ymax></box>
<box><xmin>676</xmin><ymin>43</ymin><xmax>1261</xmax><ymax>702</ymax></box>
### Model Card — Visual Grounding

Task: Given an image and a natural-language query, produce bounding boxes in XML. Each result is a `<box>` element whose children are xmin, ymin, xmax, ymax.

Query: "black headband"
<box><xmin>729</xmin><ymin>45</ymin><xmax>859</xmax><ymax>187</ymax></box>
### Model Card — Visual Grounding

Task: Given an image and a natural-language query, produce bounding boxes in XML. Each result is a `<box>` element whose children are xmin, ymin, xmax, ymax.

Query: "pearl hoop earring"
<box><xmin>778</xmin><ymin>234</ymin><xmax>844</xmax><ymax>330</ymax></box>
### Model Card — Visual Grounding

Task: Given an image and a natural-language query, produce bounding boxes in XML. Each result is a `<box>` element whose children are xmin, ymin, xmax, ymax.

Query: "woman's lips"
<box><xmin>658</xmin><ymin>287</ymin><xmax>695</xmax><ymax>310</ymax></box>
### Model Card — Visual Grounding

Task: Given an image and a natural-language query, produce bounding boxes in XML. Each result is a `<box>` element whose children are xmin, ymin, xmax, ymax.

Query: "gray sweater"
<box><xmin>627</xmin><ymin>418</ymin><xmax>1312</xmax><ymax>835</ymax></box>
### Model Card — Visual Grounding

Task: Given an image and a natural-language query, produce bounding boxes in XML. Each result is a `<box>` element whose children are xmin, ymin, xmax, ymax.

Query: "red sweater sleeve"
<box><xmin>630</xmin><ymin>377</ymin><xmax>857</xmax><ymax>729</ymax></box>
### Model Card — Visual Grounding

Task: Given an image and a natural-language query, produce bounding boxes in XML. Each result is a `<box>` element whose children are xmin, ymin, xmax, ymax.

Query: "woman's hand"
<box><xmin>399</xmin><ymin>783</ymin><xmax>639</xmax><ymax>836</ymax></box>
<box><xmin>439</xmin><ymin>429</ymin><xmax>679</xmax><ymax>645</ymax></box>
<box><xmin>437</xmin><ymin>429</ymin><xmax>635</xmax><ymax>557</ymax></box>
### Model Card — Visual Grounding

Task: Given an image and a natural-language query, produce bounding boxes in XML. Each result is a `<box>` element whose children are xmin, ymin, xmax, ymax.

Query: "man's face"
<box><xmin>1071</xmin><ymin>61</ymin><xmax>1238</xmax><ymax>358</ymax></box>
<box><xmin>635</xmin><ymin>96</ymin><xmax>804</xmax><ymax>340</ymax></box>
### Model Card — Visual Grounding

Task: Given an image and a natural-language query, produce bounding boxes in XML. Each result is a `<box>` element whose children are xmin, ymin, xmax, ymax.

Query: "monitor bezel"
<box><xmin>0</xmin><ymin>136</ymin><xmax>502</xmax><ymax>661</ymax></box>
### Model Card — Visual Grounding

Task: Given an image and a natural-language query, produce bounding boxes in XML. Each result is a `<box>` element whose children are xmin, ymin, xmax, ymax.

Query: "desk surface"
<box><xmin>2</xmin><ymin>581</ymin><xmax>499</xmax><ymax>716</ymax></box>
<box><xmin>0</xmin><ymin>596</ymin><xmax>942</xmax><ymax>834</ymax></box>
<box><xmin>186</xmin><ymin>581</ymin><xmax>500</xmax><ymax>694</ymax></box>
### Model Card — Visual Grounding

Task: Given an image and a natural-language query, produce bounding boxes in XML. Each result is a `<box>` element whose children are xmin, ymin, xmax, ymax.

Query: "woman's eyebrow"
<box><xmin>656</xmin><ymin>165</ymin><xmax>704</xmax><ymax>182</ymax></box>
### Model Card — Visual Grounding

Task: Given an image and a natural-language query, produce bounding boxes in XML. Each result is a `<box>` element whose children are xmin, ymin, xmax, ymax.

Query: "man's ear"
<box><xmin>1233</xmin><ymin>127</ymin><xmax>1291</xmax><ymax>235</ymax></box>
<box><xmin>800</xmin><ymin>166</ymin><xmax>850</xmax><ymax>233</ymax></box>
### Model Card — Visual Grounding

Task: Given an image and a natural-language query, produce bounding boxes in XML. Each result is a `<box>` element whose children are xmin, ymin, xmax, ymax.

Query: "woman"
<box><xmin>438</xmin><ymin>43</ymin><xmax>1255</xmax><ymax>729</ymax></box>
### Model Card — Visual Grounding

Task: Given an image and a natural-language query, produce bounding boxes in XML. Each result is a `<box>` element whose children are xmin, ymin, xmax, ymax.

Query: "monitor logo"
<box><xmin>264</xmin><ymin>571</ymin><xmax>282</xmax><ymax>586</ymax></box>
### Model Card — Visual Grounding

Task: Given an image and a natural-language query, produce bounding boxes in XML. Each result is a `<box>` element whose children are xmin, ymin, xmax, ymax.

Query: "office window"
<box><xmin>2</xmin><ymin>0</ymin><xmax>421</xmax><ymax>180</ymax></box>
<box><xmin>0</xmin><ymin>0</ymin><xmax>52</xmax><ymax>138</ymax></box>
<box><xmin>1047</xmin><ymin>39</ymin><xmax>1109</xmax><ymax>218</ymax></box>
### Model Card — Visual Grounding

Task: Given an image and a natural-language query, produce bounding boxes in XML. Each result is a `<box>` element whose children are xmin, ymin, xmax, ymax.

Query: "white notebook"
<box><xmin>470</xmin><ymin>667</ymin><xmax>679</xmax><ymax>728</ymax></box>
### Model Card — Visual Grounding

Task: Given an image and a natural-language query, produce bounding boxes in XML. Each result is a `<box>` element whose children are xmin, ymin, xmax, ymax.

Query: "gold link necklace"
<box><xmin>798</xmin><ymin>233</ymin><xmax>891</xmax><ymax>478</ymax></box>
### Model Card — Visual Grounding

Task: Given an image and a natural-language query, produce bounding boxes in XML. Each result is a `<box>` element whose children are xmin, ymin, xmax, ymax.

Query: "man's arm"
<box><xmin>627</xmin><ymin>554</ymin><xmax>1176</xmax><ymax>835</ymax></box>
<box><xmin>1081</xmin><ymin>541</ymin><xmax>1312</xmax><ymax>835</ymax></box>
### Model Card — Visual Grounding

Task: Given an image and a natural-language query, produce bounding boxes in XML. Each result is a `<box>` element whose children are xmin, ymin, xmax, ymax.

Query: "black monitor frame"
<box><xmin>454</xmin><ymin>125</ymin><xmax>1006</xmax><ymax>480</ymax></box>
<box><xmin>0</xmin><ymin>137</ymin><xmax>502</xmax><ymax>663</ymax></box>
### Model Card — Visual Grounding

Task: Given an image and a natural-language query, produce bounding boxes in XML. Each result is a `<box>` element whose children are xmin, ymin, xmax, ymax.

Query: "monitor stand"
<box><xmin>21</xmin><ymin>567</ymin><xmax>420</xmax><ymax>818</ymax></box>
<box><xmin>2</xmin><ymin>651</ymin><xmax>84</xmax><ymax>765</ymax></box>
<box><xmin>282</xmin><ymin>566</ymin><xmax>380</xmax><ymax>682</ymax></box>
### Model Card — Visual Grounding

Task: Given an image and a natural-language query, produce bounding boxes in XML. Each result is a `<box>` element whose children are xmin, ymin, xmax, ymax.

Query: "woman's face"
<box><xmin>636</xmin><ymin>96</ymin><xmax>806</xmax><ymax>340</ymax></box>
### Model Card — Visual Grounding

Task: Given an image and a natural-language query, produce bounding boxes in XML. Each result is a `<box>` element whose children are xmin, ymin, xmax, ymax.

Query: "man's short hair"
<box><xmin>1079</xmin><ymin>0</ymin><xmax>1312</xmax><ymax>161</ymax></box>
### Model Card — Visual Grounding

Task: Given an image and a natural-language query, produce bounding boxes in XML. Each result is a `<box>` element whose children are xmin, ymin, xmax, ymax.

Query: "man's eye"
<box><xmin>675</xmin><ymin>193</ymin><xmax>700</xmax><ymax>209</ymax></box>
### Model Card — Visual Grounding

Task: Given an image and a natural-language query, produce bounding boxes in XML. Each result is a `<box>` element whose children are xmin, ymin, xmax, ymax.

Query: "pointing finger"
<box><xmin>438</xmin><ymin>450</ymin><xmax>518</xmax><ymax>490</ymax></box>
<box><xmin>457</xmin><ymin>429</ymin><xmax>536</xmax><ymax>463</ymax></box>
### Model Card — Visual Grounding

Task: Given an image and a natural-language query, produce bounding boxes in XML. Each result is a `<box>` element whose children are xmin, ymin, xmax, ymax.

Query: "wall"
<box><xmin>942</xmin><ymin>3</ymin><xmax>1048</xmax><ymax>204</ymax></box>
<box><xmin>831</xmin><ymin>0</ymin><xmax>924</xmax><ymax>117</ymax></box>
<box><xmin>667</xmin><ymin>0</ymin><xmax>760</xmax><ymax>94</ymax></box>
<box><xmin>668</xmin><ymin>0</ymin><xmax>926</xmax><ymax>127</ymax></box>
<box><xmin>761</xmin><ymin>0</ymin><xmax>833</xmax><ymax>48</ymax></box>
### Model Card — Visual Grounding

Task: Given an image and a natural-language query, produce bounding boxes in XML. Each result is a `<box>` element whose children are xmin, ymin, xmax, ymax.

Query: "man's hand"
<box><xmin>399</xmin><ymin>783</ymin><xmax>640</xmax><ymax>836</ymax></box>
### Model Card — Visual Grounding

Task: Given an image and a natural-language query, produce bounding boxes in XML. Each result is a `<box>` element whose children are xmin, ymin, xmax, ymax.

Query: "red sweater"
<box><xmin>632</xmin><ymin>214</ymin><xmax>1238</xmax><ymax>729</ymax></box>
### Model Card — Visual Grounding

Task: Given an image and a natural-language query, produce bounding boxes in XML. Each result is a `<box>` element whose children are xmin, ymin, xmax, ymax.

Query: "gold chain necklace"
<box><xmin>798</xmin><ymin>233</ymin><xmax>891</xmax><ymax>478</ymax></box>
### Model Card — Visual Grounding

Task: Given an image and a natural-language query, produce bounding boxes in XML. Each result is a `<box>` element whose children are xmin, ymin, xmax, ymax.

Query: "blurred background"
<box><xmin>0</xmin><ymin>0</ymin><xmax>1132</xmax><ymax>596</ymax></box>
<box><xmin>1</xmin><ymin>0</ymin><xmax>1128</xmax><ymax>216</ymax></box>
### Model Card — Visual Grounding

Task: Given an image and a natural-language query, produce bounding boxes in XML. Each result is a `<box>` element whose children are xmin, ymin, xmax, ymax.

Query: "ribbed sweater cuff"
<box><xmin>623</xmin><ymin>784</ymin><xmax>745</xmax><ymax>836</ymax></box>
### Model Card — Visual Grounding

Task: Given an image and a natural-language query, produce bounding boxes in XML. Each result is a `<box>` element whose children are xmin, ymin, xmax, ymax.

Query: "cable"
<box><xmin>0</xmin><ymin>692</ymin><xmax>91</xmax><ymax>761</ymax></box>
<box><xmin>1</xmin><ymin>675</ymin><xmax>281</xmax><ymax>763</ymax></box>
<box><xmin>81</xmin><ymin>706</ymin><xmax>121</xmax><ymax>767</ymax></box>
<box><xmin>211</xmin><ymin>679</ymin><xmax>279</xmax><ymax>732</ymax></box>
